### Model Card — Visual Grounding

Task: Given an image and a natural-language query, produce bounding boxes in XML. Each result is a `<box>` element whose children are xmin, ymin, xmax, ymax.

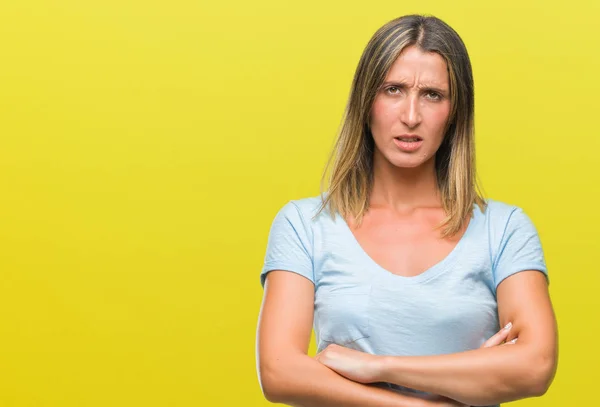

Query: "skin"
<box><xmin>369</xmin><ymin>44</ymin><xmax>451</xmax><ymax>172</ymax></box>
<box><xmin>347</xmin><ymin>45</ymin><xmax>463</xmax><ymax>278</ymax></box>
<box><xmin>314</xmin><ymin>46</ymin><xmax>558</xmax><ymax>405</ymax></box>
<box><xmin>314</xmin><ymin>324</ymin><xmax>517</xmax><ymax>407</ymax></box>
<box><xmin>315</xmin><ymin>272</ymin><xmax>557</xmax><ymax>406</ymax></box>
<box><xmin>256</xmin><ymin>45</ymin><xmax>558</xmax><ymax>407</ymax></box>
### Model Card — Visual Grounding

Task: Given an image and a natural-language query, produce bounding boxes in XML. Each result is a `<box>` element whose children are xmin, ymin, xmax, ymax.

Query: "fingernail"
<box><xmin>509</xmin><ymin>338</ymin><xmax>518</xmax><ymax>344</ymax></box>
<box><xmin>504</xmin><ymin>322</ymin><xmax>512</xmax><ymax>330</ymax></box>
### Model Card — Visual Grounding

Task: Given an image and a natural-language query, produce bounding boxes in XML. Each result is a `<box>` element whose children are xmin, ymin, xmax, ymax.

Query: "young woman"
<box><xmin>256</xmin><ymin>15</ymin><xmax>558</xmax><ymax>407</ymax></box>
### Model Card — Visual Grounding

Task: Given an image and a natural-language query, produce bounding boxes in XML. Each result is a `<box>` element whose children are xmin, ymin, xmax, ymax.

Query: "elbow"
<box><xmin>527</xmin><ymin>371</ymin><xmax>552</xmax><ymax>398</ymax></box>
<box><xmin>258</xmin><ymin>358</ymin><xmax>295</xmax><ymax>403</ymax></box>
<box><xmin>524</xmin><ymin>352</ymin><xmax>558</xmax><ymax>398</ymax></box>
<box><xmin>258</xmin><ymin>362</ymin><xmax>285</xmax><ymax>403</ymax></box>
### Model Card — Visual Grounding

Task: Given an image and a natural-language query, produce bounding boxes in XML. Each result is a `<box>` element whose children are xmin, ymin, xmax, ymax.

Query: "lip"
<box><xmin>395</xmin><ymin>134</ymin><xmax>422</xmax><ymax>141</ymax></box>
<box><xmin>393</xmin><ymin>135</ymin><xmax>423</xmax><ymax>152</ymax></box>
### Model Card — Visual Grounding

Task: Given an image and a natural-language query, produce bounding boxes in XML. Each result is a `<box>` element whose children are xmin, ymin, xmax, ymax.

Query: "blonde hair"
<box><xmin>315</xmin><ymin>14</ymin><xmax>486</xmax><ymax>237</ymax></box>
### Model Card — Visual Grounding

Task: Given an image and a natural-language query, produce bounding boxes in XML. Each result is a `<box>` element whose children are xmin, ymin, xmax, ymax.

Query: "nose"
<box><xmin>400</xmin><ymin>94</ymin><xmax>422</xmax><ymax>129</ymax></box>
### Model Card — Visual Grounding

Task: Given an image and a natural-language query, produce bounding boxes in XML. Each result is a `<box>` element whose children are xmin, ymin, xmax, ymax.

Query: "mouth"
<box><xmin>394</xmin><ymin>135</ymin><xmax>423</xmax><ymax>142</ymax></box>
<box><xmin>393</xmin><ymin>135</ymin><xmax>424</xmax><ymax>152</ymax></box>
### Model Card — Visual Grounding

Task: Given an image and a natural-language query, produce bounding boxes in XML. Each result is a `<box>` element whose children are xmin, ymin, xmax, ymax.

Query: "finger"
<box><xmin>481</xmin><ymin>327</ymin><xmax>510</xmax><ymax>348</ymax></box>
<box><xmin>481</xmin><ymin>322</ymin><xmax>512</xmax><ymax>348</ymax></box>
<box><xmin>503</xmin><ymin>338</ymin><xmax>518</xmax><ymax>345</ymax></box>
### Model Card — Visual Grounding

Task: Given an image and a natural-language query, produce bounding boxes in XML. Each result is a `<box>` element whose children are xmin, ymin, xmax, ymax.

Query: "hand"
<box><xmin>316</xmin><ymin>324</ymin><xmax>516</xmax><ymax>406</ymax></box>
<box><xmin>481</xmin><ymin>321</ymin><xmax>518</xmax><ymax>348</ymax></box>
<box><xmin>315</xmin><ymin>343</ymin><xmax>383</xmax><ymax>383</ymax></box>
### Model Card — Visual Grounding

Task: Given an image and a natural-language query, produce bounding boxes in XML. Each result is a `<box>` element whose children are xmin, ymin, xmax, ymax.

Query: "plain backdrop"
<box><xmin>1</xmin><ymin>0</ymin><xmax>599</xmax><ymax>405</ymax></box>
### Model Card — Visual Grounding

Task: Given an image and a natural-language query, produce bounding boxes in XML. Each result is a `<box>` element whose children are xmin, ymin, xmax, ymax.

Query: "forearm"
<box><xmin>378</xmin><ymin>344</ymin><xmax>554</xmax><ymax>406</ymax></box>
<box><xmin>261</xmin><ymin>353</ymin><xmax>428</xmax><ymax>407</ymax></box>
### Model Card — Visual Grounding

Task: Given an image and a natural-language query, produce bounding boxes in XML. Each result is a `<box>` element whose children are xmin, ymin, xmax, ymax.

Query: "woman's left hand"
<box><xmin>315</xmin><ymin>343</ymin><xmax>383</xmax><ymax>383</ymax></box>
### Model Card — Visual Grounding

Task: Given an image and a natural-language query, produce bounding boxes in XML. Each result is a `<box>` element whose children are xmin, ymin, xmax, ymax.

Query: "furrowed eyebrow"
<box><xmin>381</xmin><ymin>81</ymin><xmax>449</xmax><ymax>95</ymax></box>
<box><xmin>420</xmin><ymin>86</ymin><xmax>448</xmax><ymax>96</ymax></box>
<box><xmin>381</xmin><ymin>81</ymin><xmax>409</xmax><ymax>88</ymax></box>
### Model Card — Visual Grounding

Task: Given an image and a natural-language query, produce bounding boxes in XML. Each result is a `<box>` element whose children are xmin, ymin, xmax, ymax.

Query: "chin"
<box><xmin>388</xmin><ymin>156</ymin><xmax>429</xmax><ymax>169</ymax></box>
<box><xmin>392</xmin><ymin>161</ymin><xmax>425</xmax><ymax>169</ymax></box>
<box><xmin>374</xmin><ymin>148</ymin><xmax>434</xmax><ymax>170</ymax></box>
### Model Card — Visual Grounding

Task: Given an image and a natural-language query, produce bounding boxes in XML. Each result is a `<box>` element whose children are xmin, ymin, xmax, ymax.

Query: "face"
<box><xmin>368</xmin><ymin>45</ymin><xmax>451</xmax><ymax>169</ymax></box>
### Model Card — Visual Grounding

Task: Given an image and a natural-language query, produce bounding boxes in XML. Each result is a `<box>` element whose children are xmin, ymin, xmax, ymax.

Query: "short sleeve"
<box><xmin>260</xmin><ymin>201</ymin><xmax>315</xmax><ymax>288</ymax></box>
<box><xmin>493</xmin><ymin>207</ymin><xmax>548</xmax><ymax>289</ymax></box>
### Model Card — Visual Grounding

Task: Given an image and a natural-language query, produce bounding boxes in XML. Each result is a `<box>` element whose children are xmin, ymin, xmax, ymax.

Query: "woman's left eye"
<box><xmin>425</xmin><ymin>91</ymin><xmax>441</xmax><ymax>100</ymax></box>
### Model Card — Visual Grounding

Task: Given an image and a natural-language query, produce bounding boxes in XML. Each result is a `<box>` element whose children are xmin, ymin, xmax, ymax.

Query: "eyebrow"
<box><xmin>381</xmin><ymin>81</ymin><xmax>449</xmax><ymax>95</ymax></box>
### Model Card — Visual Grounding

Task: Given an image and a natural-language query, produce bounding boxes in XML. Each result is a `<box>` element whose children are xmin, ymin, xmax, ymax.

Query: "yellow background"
<box><xmin>1</xmin><ymin>0</ymin><xmax>598</xmax><ymax>405</ymax></box>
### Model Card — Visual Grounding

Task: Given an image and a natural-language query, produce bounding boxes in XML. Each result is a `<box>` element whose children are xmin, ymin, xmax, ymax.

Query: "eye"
<box><xmin>425</xmin><ymin>91</ymin><xmax>442</xmax><ymax>101</ymax></box>
<box><xmin>385</xmin><ymin>86</ymin><xmax>402</xmax><ymax>95</ymax></box>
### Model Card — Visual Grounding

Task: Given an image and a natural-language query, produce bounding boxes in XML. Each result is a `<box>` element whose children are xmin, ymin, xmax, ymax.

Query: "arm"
<box><xmin>257</xmin><ymin>270</ymin><xmax>459</xmax><ymax>407</ymax></box>
<box><xmin>372</xmin><ymin>271</ymin><xmax>558</xmax><ymax>406</ymax></box>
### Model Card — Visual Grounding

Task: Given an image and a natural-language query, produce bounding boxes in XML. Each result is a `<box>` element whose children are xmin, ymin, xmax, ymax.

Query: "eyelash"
<box><xmin>384</xmin><ymin>86</ymin><xmax>443</xmax><ymax>101</ymax></box>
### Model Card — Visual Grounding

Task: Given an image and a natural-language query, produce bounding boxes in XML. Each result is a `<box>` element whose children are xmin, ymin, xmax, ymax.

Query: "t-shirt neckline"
<box><xmin>336</xmin><ymin>206</ymin><xmax>478</xmax><ymax>285</ymax></box>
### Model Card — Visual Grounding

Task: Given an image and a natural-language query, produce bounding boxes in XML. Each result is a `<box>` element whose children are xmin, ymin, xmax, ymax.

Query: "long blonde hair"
<box><xmin>315</xmin><ymin>14</ymin><xmax>486</xmax><ymax>237</ymax></box>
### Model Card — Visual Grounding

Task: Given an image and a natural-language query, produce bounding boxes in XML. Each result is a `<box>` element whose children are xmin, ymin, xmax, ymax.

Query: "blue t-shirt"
<box><xmin>260</xmin><ymin>195</ymin><xmax>548</xmax><ymax>402</ymax></box>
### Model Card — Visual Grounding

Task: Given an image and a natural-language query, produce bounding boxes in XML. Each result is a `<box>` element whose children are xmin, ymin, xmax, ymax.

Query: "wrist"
<box><xmin>374</xmin><ymin>354</ymin><xmax>392</xmax><ymax>383</ymax></box>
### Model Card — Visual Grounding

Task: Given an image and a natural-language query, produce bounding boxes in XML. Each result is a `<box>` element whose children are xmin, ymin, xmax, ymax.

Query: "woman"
<box><xmin>256</xmin><ymin>14</ymin><xmax>558</xmax><ymax>407</ymax></box>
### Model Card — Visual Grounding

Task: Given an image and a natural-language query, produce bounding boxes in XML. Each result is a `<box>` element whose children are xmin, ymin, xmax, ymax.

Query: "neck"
<box><xmin>369</xmin><ymin>151</ymin><xmax>441</xmax><ymax>213</ymax></box>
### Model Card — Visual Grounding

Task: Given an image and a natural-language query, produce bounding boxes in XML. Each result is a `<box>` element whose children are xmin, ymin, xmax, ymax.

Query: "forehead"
<box><xmin>385</xmin><ymin>45</ymin><xmax>449</xmax><ymax>87</ymax></box>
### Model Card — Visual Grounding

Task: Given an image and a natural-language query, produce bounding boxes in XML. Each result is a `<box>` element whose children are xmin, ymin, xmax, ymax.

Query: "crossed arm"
<box><xmin>256</xmin><ymin>270</ymin><xmax>558</xmax><ymax>407</ymax></box>
<box><xmin>257</xmin><ymin>270</ymin><xmax>448</xmax><ymax>407</ymax></box>
<box><xmin>315</xmin><ymin>270</ymin><xmax>558</xmax><ymax>406</ymax></box>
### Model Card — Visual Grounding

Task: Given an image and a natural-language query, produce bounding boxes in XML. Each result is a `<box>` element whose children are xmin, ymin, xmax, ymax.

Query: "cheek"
<box><xmin>369</xmin><ymin>100</ymin><xmax>394</xmax><ymax>130</ymax></box>
<box><xmin>427</xmin><ymin>105</ymin><xmax>451</xmax><ymax>134</ymax></box>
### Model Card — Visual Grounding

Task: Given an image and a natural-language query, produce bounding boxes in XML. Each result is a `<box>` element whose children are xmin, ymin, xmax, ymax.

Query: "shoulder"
<box><xmin>282</xmin><ymin>194</ymin><xmax>329</xmax><ymax>223</ymax></box>
<box><xmin>476</xmin><ymin>198</ymin><xmax>522</xmax><ymax>221</ymax></box>
<box><xmin>476</xmin><ymin>198</ymin><xmax>543</xmax><ymax>255</ymax></box>
<box><xmin>289</xmin><ymin>194</ymin><xmax>327</xmax><ymax>214</ymax></box>
<box><xmin>479</xmin><ymin>199</ymin><xmax>546</xmax><ymax>284</ymax></box>
<box><xmin>475</xmin><ymin>198</ymin><xmax>536</xmax><ymax>233</ymax></box>
<box><xmin>269</xmin><ymin>194</ymin><xmax>328</xmax><ymax>235</ymax></box>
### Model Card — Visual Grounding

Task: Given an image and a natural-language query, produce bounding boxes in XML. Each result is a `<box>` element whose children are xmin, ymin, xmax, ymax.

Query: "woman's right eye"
<box><xmin>385</xmin><ymin>86</ymin><xmax>401</xmax><ymax>95</ymax></box>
